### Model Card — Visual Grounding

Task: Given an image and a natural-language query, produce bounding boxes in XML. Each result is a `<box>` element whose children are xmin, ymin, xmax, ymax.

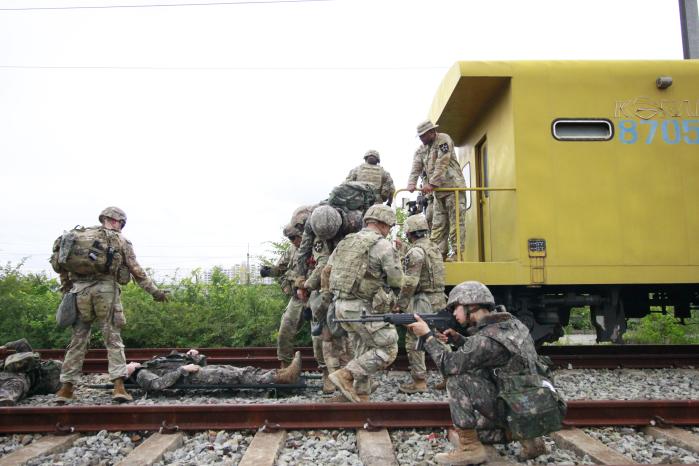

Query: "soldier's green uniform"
<box><xmin>0</xmin><ymin>339</ymin><xmax>61</xmax><ymax>406</ymax></box>
<box><xmin>55</xmin><ymin>208</ymin><xmax>167</xmax><ymax>386</ymax></box>
<box><xmin>408</xmin><ymin>122</ymin><xmax>467</xmax><ymax>260</ymax></box>
<box><xmin>422</xmin><ymin>281</ymin><xmax>559</xmax><ymax>464</ymax></box>
<box><xmin>328</xmin><ymin>205</ymin><xmax>403</xmax><ymax>400</ymax></box>
<box><xmin>396</xmin><ymin>215</ymin><xmax>447</xmax><ymax>390</ymax></box>
<box><xmin>345</xmin><ymin>150</ymin><xmax>395</xmax><ymax>205</ymax></box>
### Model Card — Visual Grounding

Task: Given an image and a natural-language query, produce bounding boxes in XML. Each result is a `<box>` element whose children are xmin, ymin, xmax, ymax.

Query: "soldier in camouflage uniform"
<box><xmin>54</xmin><ymin>207</ymin><xmax>169</xmax><ymax>404</ymax></box>
<box><xmin>345</xmin><ymin>150</ymin><xmax>396</xmax><ymax>206</ymax></box>
<box><xmin>407</xmin><ymin>121</ymin><xmax>467</xmax><ymax>261</ymax></box>
<box><xmin>0</xmin><ymin>339</ymin><xmax>62</xmax><ymax>406</ymax></box>
<box><xmin>126</xmin><ymin>349</ymin><xmax>302</xmax><ymax>393</ymax></box>
<box><xmin>304</xmin><ymin>206</ymin><xmax>353</xmax><ymax>393</ymax></box>
<box><xmin>395</xmin><ymin>214</ymin><xmax>448</xmax><ymax>394</ymax></box>
<box><xmin>408</xmin><ymin>281</ymin><xmax>550</xmax><ymax>464</ymax></box>
<box><xmin>262</xmin><ymin>205</ymin><xmax>316</xmax><ymax>368</ymax></box>
<box><xmin>324</xmin><ymin>205</ymin><xmax>403</xmax><ymax>402</ymax></box>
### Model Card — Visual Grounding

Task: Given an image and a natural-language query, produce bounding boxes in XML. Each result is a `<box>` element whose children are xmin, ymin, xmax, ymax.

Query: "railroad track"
<box><xmin>1</xmin><ymin>400</ymin><xmax>698</xmax><ymax>465</ymax></box>
<box><xmin>4</xmin><ymin>344</ymin><xmax>697</xmax><ymax>372</ymax></box>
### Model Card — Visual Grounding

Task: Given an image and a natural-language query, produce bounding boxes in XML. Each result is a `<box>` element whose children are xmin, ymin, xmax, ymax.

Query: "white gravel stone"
<box><xmin>277</xmin><ymin>430</ymin><xmax>360</xmax><ymax>466</ymax></box>
<box><xmin>584</xmin><ymin>427</ymin><xmax>699</xmax><ymax>464</ymax></box>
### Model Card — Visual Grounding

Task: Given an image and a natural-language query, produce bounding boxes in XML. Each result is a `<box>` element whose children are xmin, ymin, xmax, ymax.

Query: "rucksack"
<box><xmin>50</xmin><ymin>226</ymin><xmax>121</xmax><ymax>276</ymax></box>
<box><xmin>328</xmin><ymin>181</ymin><xmax>376</xmax><ymax>213</ymax></box>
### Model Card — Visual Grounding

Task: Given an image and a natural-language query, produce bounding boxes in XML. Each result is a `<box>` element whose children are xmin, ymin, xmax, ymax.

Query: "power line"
<box><xmin>0</xmin><ymin>0</ymin><xmax>333</xmax><ymax>12</ymax></box>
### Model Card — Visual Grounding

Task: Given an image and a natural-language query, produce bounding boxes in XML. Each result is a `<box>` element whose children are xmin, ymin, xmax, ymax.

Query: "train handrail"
<box><xmin>394</xmin><ymin>186</ymin><xmax>517</xmax><ymax>262</ymax></box>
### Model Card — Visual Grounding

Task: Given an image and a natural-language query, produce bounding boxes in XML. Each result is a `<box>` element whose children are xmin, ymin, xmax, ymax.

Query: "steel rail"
<box><xmin>6</xmin><ymin>345</ymin><xmax>697</xmax><ymax>372</ymax></box>
<box><xmin>1</xmin><ymin>400</ymin><xmax>698</xmax><ymax>433</ymax></box>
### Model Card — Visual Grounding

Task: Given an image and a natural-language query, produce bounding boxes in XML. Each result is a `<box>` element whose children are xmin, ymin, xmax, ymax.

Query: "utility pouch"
<box><xmin>326</xmin><ymin>301</ymin><xmax>347</xmax><ymax>338</ymax></box>
<box><xmin>56</xmin><ymin>292</ymin><xmax>78</xmax><ymax>328</ymax></box>
<box><xmin>496</xmin><ymin>373</ymin><xmax>566</xmax><ymax>440</ymax></box>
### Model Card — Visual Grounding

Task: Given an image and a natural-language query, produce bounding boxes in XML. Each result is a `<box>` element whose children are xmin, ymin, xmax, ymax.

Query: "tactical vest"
<box><xmin>329</xmin><ymin>229</ymin><xmax>382</xmax><ymax>301</ymax></box>
<box><xmin>411</xmin><ymin>238</ymin><xmax>445</xmax><ymax>294</ymax></box>
<box><xmin>142</xmin><ymin>352</ymin><xmax>207</xmax><ymax>374</ymax></box>
<box><xmin>50</xmin><ymin>226</ymin><xmax>127</xmax><ymax>282</ymax></box>
<box><xmin>355</xmin><ymin>163</ymin><xmax>384</xmax><ymax>198</ymax></box>
<box><xmin>30</xmin><ymin>360</ymin><xmax>62</xmax><ymax>395</ymax></box>
<box><xmin>478</xmin><ymin>314</ymin><xmax>538</xmax><ymax>377</ymax></box>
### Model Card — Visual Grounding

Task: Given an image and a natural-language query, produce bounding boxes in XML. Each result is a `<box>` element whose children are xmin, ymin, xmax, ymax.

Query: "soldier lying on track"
<box><xmin>0</xmin><ymin>339</ymin><xmax>62</xmax><ymax>406</ymax></box>
<box><xmin>125</xmin><ymin>349</ymin><xmax>302</xmax><ymax>393</ymax></box>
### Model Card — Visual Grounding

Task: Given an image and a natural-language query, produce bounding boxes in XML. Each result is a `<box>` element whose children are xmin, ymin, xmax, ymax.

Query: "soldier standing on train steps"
<box><xmin>407</xmin><ymin>121</ymin><xmax>467</xmax><ymax>261</ymax></box>
<box><xmin>51</xmin><ymin>207</ymin><xmax>169</xmax><ymax>404</ymax></box>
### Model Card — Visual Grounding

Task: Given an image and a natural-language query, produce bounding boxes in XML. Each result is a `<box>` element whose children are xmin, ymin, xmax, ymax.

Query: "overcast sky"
<box><xmin>0</xmin><ymin>0</ymin><xmax>686</xmax><ymax>279</ymax></box>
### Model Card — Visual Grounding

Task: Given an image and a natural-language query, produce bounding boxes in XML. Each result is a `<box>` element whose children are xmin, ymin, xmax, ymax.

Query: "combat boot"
<box><xmin>274</xmin><ymin>351</ymin><xmax>302</xmax><ymax>384</ymax></box>
<box><xmin>398</xmin><ymin>377</ymin><xmax>427</xmax><ymax>394</ymax></box>
<box><xmin>55</xmin><ymin>382</ymin><xmax>74</xmax><ymax>404</ymax></box>
<box><xmin>434</xmin><ymin>378</ymin><xmax>447</xmax><ymax>390</ymax></box>
<box><xmin>519</xmin><ymin>437</ymin><xmax>546</xmax><ymax>460</ymax></box>
<box><xmin>328</xmin><ymin>368</ymin><xmax>360</xmax><ymax>403</ymax></box>
<box><xmin>112</xmin><ymin>378</ymin><xmax>133</xmax><ymax>402</ymax></box>
<box><xmin>435</xmin><ymin>428</ymin><xmax>487</xmax><ymax>465</ymax></box>
<box><xmin>321</xmin><ymin>368</ymin><xmax>336</xmax><ymax>394</ymax></box>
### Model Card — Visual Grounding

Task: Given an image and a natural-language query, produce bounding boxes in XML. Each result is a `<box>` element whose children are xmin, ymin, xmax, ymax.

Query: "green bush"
<box><xmin>0</xmin><ymin>263</ymin><xmax>306</xmax><ymax>349</ymax></box>
<box><xmin>625</xmin><ymin>312</ymin><xmax>699</xmax><ymax>344</ymax></box>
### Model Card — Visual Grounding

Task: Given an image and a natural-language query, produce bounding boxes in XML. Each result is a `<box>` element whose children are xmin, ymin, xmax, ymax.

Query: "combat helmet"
<box><xmin>99</xmin><ymin>206</ymin><xmax>127</xmax><ymax>227</ymax></box>
<box><xmin>283</xmin><ymin>224</ymin><xmax>302</xmax><ymax>240</ymax></box>
<box><xmin>310</xmin><ymin>205</ymin><xmax>342</xmax><ymax>240</ymax></box>
<box><xmin>364</xmin><ymin>149</ymin><xmax>380</xmax><ymax>162</ymax></box>
<box><xmin>363</xmin><ymin>204</ymin><xmax>396</xmax><ymax>227</ymax></box>
<box><xmin>447</xmin><ymin>281</ymin><xmax>495</xmax><ymax>311</ymax></box>
<box><xmin>290</xmin><ymin>205</ymin><xmax>314</xmax><ymax>230</ymax></box>
<box><xmin>404</xmin><ymin>214</ymin><xmax>429</xmax><ymax>234</ymax></box>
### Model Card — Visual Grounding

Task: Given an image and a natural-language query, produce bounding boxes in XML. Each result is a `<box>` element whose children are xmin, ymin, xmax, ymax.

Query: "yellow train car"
<box><xmin>428</xmin><ymin>60</ymin><xmax>699</xmax><ymax>344</ymax></box>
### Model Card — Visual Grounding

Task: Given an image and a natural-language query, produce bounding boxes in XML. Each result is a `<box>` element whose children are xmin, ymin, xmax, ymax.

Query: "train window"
<box><xmin>552</xmin><ymin>119</ymin><xmax>613</xmax><ymax>141</ymax></box>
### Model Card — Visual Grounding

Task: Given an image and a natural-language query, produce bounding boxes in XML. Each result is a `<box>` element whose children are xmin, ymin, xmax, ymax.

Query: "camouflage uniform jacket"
<box><xmin>327</xmin><ymin>228</ymin><xmax>403</xmax><ymax>302</ymax></box>
<box><xmin>396</xmin><ymin>237</ymin><xmax>446</xmax><ymax>310</ymax></box>
<box><xmin>345</xmin><ymin>163</ymin><xmax>395</xmax><ymax>204</ymax></box>
<box><xmin>424</xmin><ymin>312</ymin><xmax>538</xmax><ymax>383</ymax></box>
<box><xmin>407</xmin><ymin>133</ymin><xmax>466</xmax><ymax>197</ymax></box>
<box><xmin>60</xmin><ymin>227</ymin><xmax>158</xmax><ymax>296</ymax></box>
<box><xmin>304</xmin><ymin>237</ymin><xmax>333</xmax><ymax>291</ymax></box>
<box><xmin>134</xmin><ymin>365</ymin><xmax>276</xmax><ymax>392</ymax></box>
<box><xmin>269</xmin><ymin>244</ymin><xmax>298</xmax><ymax>296</ymax></box>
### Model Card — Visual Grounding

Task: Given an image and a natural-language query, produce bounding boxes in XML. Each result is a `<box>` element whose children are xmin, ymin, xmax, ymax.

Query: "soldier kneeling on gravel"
<box><xmin>408</xmin><ymin>281</ymin><xmax>566</xmax><ymax>465</ymax></box>
<box><xmin>126</xmin><ymin>349</ymin><xmax>302</xmax><ymax>393</ymax></box>
<box><xmin>0</xmin><ymin>339</ymin><xmax>62</xmax><ymax>406</ymax></box>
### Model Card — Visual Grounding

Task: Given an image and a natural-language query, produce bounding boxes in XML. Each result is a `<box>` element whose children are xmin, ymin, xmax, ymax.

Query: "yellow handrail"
<box><xmin>394</xmin><ymin>186</ymin><xmax>517</xmax><ymax>262</ymax></box>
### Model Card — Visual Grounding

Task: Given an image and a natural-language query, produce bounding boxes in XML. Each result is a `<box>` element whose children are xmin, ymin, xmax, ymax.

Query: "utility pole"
<box><xmin>679</xmin><ymin>0</ymin><xmax>699</xmax><ymax>58</ymax></box>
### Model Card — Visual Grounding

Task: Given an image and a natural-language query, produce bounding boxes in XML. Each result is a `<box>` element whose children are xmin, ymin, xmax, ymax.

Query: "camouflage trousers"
<box><xmin>60</xmin><ymin>280</ymin><xmax>127</xmax><ymax>383</ymax></box>
<box><xmin>336</xmin><ymin>298</ymin><xmax>398</xmax><ymax>396</ymax></box>
<box><xmin>431</xmin><ymin>191</ymin><xmax>466</xmax><ymax>259</ymax></box>
<box><xmin>447</xmin><ymin>372</ymin><xmax>504</xmax><ymax>436</ymax></box>
<box><xmin>0</xmin><ymin>372</ymin><xmax>29</xmax><ymax>404</ymax></box>
<box><xmin>189</xmin><ymin>365</ymin><xmax>277</xmax><ymax>385</ymax></box>
<box><xmin>320</xmin><ymin>325</ymin><xmax>352</xmax><ymax>372</ymax></box>
<box><xmin>277</xmin><ymin>296</ymin><xmax>305</xmax><ymax>365</ymax></box>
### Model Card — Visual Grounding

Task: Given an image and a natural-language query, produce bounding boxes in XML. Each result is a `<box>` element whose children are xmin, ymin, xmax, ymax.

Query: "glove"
<box><xmin>303</xmin><ymin>307</ymin><xmax>313</xmax><ymax>321</ymax></box>
<box><xmin>153</xmin><ymin>290</ymin><xmax>169</xmax><ymax>302</ymax></box>
<box><xmin>259</xmin><ymin>265</ymin><xmax>272</xmax><ymax>278</ymax></box>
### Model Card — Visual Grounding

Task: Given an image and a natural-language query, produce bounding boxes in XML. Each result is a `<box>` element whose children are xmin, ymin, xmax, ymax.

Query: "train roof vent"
<box><xmin>552</xmin><ymin>119</ymin><xmax>613</xmax><ymax>141</ymax></box>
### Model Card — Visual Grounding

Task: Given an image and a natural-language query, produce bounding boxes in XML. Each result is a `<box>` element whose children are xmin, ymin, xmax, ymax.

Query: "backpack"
<box><xmin>50</xmin><ymin>226</ymin><xmax>121</xmax><ymax>276</ymax></box>
<box><xmin>328</xmin><ymin>181</ymin><xmax>376</xmax><ymax>213</ymax></box>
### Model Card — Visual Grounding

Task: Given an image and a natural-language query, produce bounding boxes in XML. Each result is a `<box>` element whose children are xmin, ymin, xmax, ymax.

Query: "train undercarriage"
<box><xmin>486</xmin><ymin>284</ymin><xmax>699</xmax><ymax>346</ymax></box>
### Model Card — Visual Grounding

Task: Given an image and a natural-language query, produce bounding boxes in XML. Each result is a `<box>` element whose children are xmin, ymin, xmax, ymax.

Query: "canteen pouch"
<box><xmin>496</xmin><ymin>373</ymin><xmax>566</xmax><ymax>440</ymax></box>
<box><xmin>56</xmin><ymin>292</ymin><xmax>78</xmax><ymax>328</ymax></box>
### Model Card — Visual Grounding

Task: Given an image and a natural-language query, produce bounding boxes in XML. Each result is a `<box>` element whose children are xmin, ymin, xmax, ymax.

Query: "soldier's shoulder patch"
<box><xmin>439</xmin><ymin>142</ymin><xmax>449</xmax><ymax>154</ymax></box>
<box><xmin>313</xmin><ymin>241</ymin><xmax>324</xmax><ymax>253</ymax></box>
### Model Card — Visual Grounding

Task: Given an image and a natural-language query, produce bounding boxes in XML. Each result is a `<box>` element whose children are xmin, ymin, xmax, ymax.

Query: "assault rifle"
<box><xmin>335</xmin><ymin>308</ymin><xmax>459</xmax><ymax>350</ymax></box>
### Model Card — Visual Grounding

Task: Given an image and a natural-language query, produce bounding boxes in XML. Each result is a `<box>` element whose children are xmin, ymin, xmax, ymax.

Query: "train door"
<box><xmin>475</xmin><ymin>138</ymin><xmax>492</xmax><ymax>261</ymax></box>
